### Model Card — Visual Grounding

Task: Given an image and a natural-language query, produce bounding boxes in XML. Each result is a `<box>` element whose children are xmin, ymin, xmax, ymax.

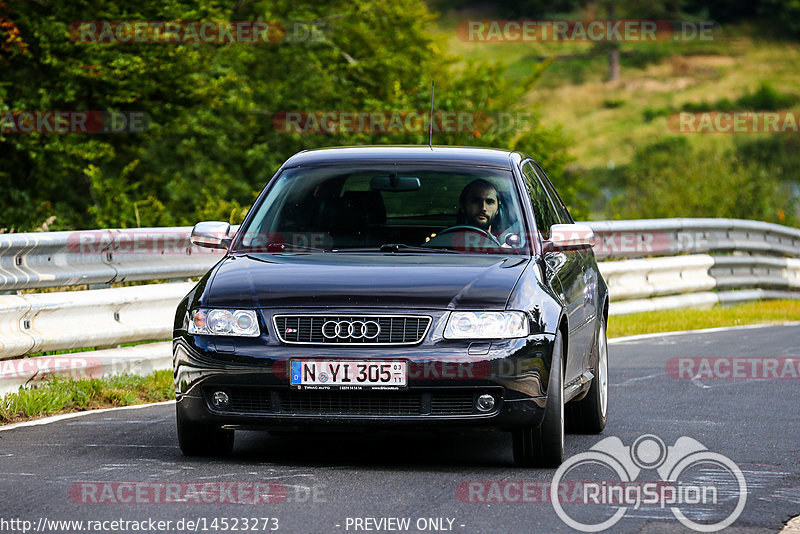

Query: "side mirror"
<box><xmin>191</xmin><ymin>221</ymin><xmax>232</xmax><ymax>249</ymax></box>
<box><xmin>544</xmin><ymin>223</ymin><xmax>595</xmax><ymax>252</ymax></box>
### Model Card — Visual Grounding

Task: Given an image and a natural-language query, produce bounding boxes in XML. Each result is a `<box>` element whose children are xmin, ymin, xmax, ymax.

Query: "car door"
<box><xmin>522</xmin><ymin>161</ymin><xmax>590</xmax><ymax>386</ymax></box>
<box><xmin>533</xmin><ymin>162</ymin><xmax>599</xmax><ymax>336</ymax></box>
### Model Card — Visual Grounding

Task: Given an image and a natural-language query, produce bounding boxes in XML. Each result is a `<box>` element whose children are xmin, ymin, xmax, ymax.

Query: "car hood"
<box><xmin>202</xmin><ymin>253</ymin><xmax>530</xmax><ymax>309</ymax></box>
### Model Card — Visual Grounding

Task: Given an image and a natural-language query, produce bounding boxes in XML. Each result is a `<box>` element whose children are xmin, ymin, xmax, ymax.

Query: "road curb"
<box><xmin>608</xmin><ymin>322</ymin><xmax>800</xmax><ymax>344</ymax></box>
<box><xmin>0</xmin><ymin>400</ymin><xmax>174</xmax><ymax>431</ymax></box>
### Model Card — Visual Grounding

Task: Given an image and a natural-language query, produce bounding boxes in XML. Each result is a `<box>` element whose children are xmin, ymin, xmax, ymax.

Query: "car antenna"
<box><xmin>428</xmin><ymin>80</ymin><xmax>435</xmax><ymax>150</ymax></box>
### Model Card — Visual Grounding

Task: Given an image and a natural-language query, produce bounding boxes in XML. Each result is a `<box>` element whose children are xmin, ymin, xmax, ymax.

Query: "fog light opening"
<box><xmin>476</xmin><ymin>393</ymin><xmax>495</xmax><ymax>412</ymax></box>
<box><xmin>212</xmin><ymin>390</ymin><xmax>230</xmax><ymax>409</ymax></box>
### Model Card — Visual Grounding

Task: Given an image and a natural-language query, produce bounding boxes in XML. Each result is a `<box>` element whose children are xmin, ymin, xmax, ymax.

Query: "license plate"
<box><xmin>289</xmin><ymin>360</ymin><xmax>407</xmax><ymax>390</ymax></box>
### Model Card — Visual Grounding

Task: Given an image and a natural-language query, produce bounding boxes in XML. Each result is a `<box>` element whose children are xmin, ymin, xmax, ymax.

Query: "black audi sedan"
<box><xmin>173</xmin><ymin>146</ymin><xmax>608</xmax><ymax>467</ymax></box>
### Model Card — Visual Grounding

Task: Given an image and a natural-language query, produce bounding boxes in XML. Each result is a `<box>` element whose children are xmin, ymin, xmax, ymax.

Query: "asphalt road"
<box><xmin>1</xmin><ymin>324</ymin><xmax>799</xmax><ymax>534</ymax></box>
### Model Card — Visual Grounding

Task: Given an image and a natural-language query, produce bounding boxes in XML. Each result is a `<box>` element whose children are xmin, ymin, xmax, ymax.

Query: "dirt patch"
<box><xmin>686</xmin><ymin>55</ymin><xmax>737</xmax><ymax>68</ymax></box>
<box><xmin>671</xmin><ymin>55</ymin><xmax>733</xmax><ymax>77</ymax></box>
<box><xmin>619</xmin><ymin>77</ymin><xmax>695</xmax><ymax>92</ymax></box>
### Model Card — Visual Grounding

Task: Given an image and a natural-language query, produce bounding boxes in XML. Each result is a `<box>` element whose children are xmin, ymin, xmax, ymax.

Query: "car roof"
<box><xmin>281</xmin><ymin>146</ymin><xmax>522</xmax><ymax>169</ymax></box>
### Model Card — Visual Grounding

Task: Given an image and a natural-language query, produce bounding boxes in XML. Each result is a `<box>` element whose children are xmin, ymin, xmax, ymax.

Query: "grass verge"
<box><xmin>1</xmin><ymin>369</ymin><xmax>173</xmax><ymax>425</ymax></box>
<box><xmin>2</xmin><ymin>300</ymin><xmax>798</xmax><ymax>425</ymax></box>
<box><xmin>435</xmin><ymin>12</ymin><xmax>800</xmax><ymax>172</ymax></box>
<box><xmin>607</xmin><ymin>299</ymin><xmax>800</xmax><ymax>339</ymax></box>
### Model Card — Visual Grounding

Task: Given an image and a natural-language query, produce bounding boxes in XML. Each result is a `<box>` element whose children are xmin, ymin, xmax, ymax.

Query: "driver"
<box><xmin>457</xmin><ymin>179</ymin><xmax>500</xmax><ymax>233</ymax></box>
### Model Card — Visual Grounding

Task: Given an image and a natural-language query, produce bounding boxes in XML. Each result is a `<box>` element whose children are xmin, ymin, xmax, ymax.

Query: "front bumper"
<box><xmin>173</xmin><ymin>326</ymin><xmax>556</xmax><ymax>432</ymax></box>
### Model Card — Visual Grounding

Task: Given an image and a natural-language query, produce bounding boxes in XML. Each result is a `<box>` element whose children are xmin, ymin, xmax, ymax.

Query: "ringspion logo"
<box><xmin>551</xmin><ymin>434</ymin><xmax>747</xmax><ymax>532</ymax></box>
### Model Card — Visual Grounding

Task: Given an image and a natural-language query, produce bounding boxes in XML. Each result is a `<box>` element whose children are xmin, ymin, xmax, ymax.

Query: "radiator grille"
<box><xmin>278</xmin><ymin>391</ymin><xmax>421</xmax><ymax>416</ymax></box>
<box><xmin>207</xmin><ymin>388</ymin><xmax>497</xmax><ymax>417</ymax></box>
<box><xmin>228</xmin><ymin>388</ymin><xmax>272</xmax><ymax>413</ymax></box>
<box><xmin>430</xmin><ymin>391</ymin><xmax>477</xmax><ymax>415</ymax></box>
<box><xmin>273</xmin><ymin>315</ymin><xmax>430</xmax><ymax>345</ymax></box>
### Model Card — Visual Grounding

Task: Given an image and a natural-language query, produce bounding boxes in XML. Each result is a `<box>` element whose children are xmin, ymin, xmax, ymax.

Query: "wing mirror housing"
<box><xmin>191</xmin><ymin>221</ymin><xmax>232</xmax><ymax>250</ymax></box>
<box><xmin>543</xmin><ymin>223</ymin><xmax>595</xmax><ymax>252</ymax></box>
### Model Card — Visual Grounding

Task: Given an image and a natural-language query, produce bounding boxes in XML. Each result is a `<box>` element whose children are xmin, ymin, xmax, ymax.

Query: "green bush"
<box><xmin>620</xmin><ymin>48</ymin><xmax>670</xmax><ymax>70</ymax></box>
<box><xmin>758</xmin><ymin>0</ymin><xmax>800</xmax><ymax>38</ymax></box>
<box><xmin>681</xmin><ymin>82</ymin><xmax>797</xmax><ymax>112</ymax></box>
<box><xmin>735</xmin><ymin>136</ymin><xmax>800</xmax><ymax>181</ymax></box>
<box><xmin>609</xmin><ymin>137</ymin><xmax>798</xmax><ymax>226</ymax></box>
<box><xmin>539</xmin><ymin>56</ymin><xmax>606</xmax><ymax>87</ymax></box>
<box><xmin>643</xmin><ymin>107</ymin><xmax>672</xmax><ymax>122</ymax></box>
<box><xmin>736</xmin><ymin>82</ymin><xmax>798</xmax><ymax>110</ymax></box>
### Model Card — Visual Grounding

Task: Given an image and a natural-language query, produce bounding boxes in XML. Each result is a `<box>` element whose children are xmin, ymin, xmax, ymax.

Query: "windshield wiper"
<box><xmin>332</xmin><ymin>243</ymin><xmax>459</xmax><ymax>254</ymax></box>
<box><xmin>381</xmin><ymin>243</ymin><xmax>460</xmax><ymax>253</ymax></box>
<box><xmin>242</xmin><ymin>242</ymin><xmax>328</xmax><ymax>253</ymax></box>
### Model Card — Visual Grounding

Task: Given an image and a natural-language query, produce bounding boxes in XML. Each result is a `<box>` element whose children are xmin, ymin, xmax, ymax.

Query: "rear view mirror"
<box><xmin>370</xmin><ymin>174</ymin><xmax>421</xmax><ymax>192</ymax></box>
<box><xmin>191</xmin><ymin>221</ymin><xmax>232</xmax><ymax>249</ymax></box>
<box><xmin>544</xmin><ymin>223</ymin><xmax>595</xmax><ymax>252</ymax></box>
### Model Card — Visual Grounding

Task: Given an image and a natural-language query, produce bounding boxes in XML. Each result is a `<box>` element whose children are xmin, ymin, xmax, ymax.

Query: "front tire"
<box><xmin>176</xmin><ymin>404</ymin><xmax>234</xmax><ymax>457</ymax></box>
<box><xmin>566</xmin><ymin>315</ymin><xmax>608</xmax><ymax>434</ymax></box>
<box><xmin>513</xmin><ymin>329</ymin><xmax>565</xmax><ymax>467</ymax></box>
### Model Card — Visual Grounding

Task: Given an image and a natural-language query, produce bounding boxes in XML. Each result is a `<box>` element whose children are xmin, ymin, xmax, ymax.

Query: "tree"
<box><xmin>0</xmin><ymin>0</ymin><xmax>572</xmax><ymax>230</ymax></box>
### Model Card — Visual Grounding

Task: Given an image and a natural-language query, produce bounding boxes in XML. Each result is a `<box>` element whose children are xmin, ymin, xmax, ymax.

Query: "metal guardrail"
<box><xmin>599</xmin><ymin>253</ymin><xmax>800</xmax><ymax>315</ymax></box>
<box><xmin>586</xmin><ymin>218</ymin><xmax>800</xmax><ymax>259</ymax></box>
<box><xmin>0</xmin><ymin>227</ymin><xmax>223</xmax><ymax>291</ymax></box>
<box><xmin>0</xmin><ymin>283</ymin><xmax>192</xmax><ymax>358</ymax></box>
<box><xmin>0</xmin><ymin>218</ymin><xmax>798</xmax><ymax>394</ymax></box>
<box><xmin>599</xmin><ymin>255</ymin><xmax>716</xmax><ymax>300</ymax></box>
<box><xmin>584</xmin><ymin>218</ymin><xmax>800</xmax><ymax>315</ymax></box>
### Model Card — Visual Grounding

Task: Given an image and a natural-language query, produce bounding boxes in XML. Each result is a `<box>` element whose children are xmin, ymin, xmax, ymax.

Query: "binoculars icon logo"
<box><xmin>551</xmin><ymin>434</ymin><xmax>747</xmax><ymax>532</ymax></box>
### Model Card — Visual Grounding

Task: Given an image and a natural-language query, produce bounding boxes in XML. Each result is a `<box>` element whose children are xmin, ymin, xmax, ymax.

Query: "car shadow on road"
<box><xmin>223</xmin><ymin>428</ymin><xmax>516</xmax><ymax>471</ymax></box>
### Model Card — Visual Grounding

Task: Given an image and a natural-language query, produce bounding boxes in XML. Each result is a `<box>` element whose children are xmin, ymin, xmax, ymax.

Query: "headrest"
<box><xmin>342</xmin><ymin>190</ymin><xmax>386</xmax><ymax>225</ymax></box>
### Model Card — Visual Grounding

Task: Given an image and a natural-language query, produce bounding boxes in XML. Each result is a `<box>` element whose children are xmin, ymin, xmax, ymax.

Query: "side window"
<box><xmin>521</xmin><ymin>161</ymin><xmax>559</xmax><ymax>239</ymax></box>
<box><xmin>533</xmin><ymin>163</ymin><xmax>573</xmax><ymax>224</ymax></box>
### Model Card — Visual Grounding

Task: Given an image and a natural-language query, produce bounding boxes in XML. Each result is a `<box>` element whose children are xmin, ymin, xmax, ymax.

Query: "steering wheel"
<box><xmin>427</xmin><ymin>225</ymin><xmax>502</xmax><ymax>247</ymax></box>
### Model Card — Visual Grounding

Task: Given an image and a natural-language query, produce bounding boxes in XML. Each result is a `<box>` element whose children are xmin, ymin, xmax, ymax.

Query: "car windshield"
<box><xmin>235</xmin><ymin>164</ymin><xmax>530</xmax><ymax>255</ymax></box>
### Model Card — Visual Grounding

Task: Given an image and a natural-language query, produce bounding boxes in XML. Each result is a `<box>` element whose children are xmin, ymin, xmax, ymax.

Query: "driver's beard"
<box><xmin>472</xmin><ymin>213</ymin><xmax>495</xmax><ymax>231</ymax></box>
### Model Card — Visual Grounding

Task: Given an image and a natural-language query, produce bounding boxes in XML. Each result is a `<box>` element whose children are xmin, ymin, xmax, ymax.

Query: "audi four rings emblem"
<box><xmin>322</xmin><ymin>320</ymin><xmax>381</xmax><ymax>340</ymax></box>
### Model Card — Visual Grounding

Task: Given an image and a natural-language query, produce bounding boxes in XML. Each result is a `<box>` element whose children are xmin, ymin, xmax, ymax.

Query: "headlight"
<box><xmin>188</xmin><ymin>309</ymin><xmax>260</xmax><ymax>337</ymax></box>
<box><xmin>444</xmin><ymin>311</ymin><xmax>529</xmax><ymax>339</ymax></box>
